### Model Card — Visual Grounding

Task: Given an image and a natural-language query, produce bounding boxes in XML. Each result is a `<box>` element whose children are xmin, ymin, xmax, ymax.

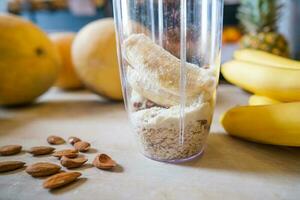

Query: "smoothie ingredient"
<box><xmin>221</xmin><ymin>102</ymin><xmax>300</xmax><ymax>147</ymax></box>
<box><xmin>124</xmin><ymin>34</ymin><xmax>215</xmax><ymax>161</ymax></box>
<box><xmin>221</xmin><ymin>60</ymin><xmax>300</xmax><ymax>102</ymax></box>
<box><xmin>124</xmin><ymin>34</ymin><xmax>215</xmax><ymax>107</ymax></box>
<box><xmin>0</xmin><ymin>14</ymin><xmax>61</xmax><ymax>106</ymax></box>
<box><xmin>72</xmin><ymin>18</ymin><xmax>122</xmax><ymax>100</ymax></box>
<box><xmin>234</xmin><ymin>49</ymin><xmax>300</xmax><ymax>69</ymax></box>
<box><xmin>68</xmin><ymin>136</ymin><xmax>81</xmax><ymax>145</ymax></box>
<box><xmin>0</xmin><ymin>161</ymin><xmax>25</xmax><ymax>172</ymax></box>
<box><xmin>0</xmin><ymin>145</ymin><xmax>22</xmax><ymax>156</ymax></box>
<box><xmin>47</xmin><ymin>135</ymin><xmax>66</xmax><ymax>145</ymax></box>
<box><xmin>43</xmin><ymin>172</ymin><xmax>81</xmax><ymax>189</ymax></box>
<box><xmin>248</xmin><ymin>95</ymin><xmax>281</xmax><ymax>106</ymax></box>
<box><xmin>93</xmin><ymin>154</ymin><xmax>116</xmax><ymax>170</ymax></box>
<box><xmin>237</xmin><ymin>0</ymin><xmax>289</xmax><ymax>57</ymax></box>
<box><xmin>28</xmin><ymin>146</ymin><xmax>55</xmax><ymax>156</ymax></box>
<box><xmin>52</xmin><ymin>149</ymin><xmax>78</xmax><ymax>159</ymax></box>
<box><xmin>26</xmin><ymin>162</ymin><xmax>61</xmax><ymax>177</ymax></box>
<box><xmin>60</xmin><ymin>156</ymin><xmax>88</xmax><ymax>169</ymax></box>
<box><xmin>74</xmin><ymin>141</ymin><xmax>90</xmax><ymax>152</ymax></box>
<box><xmin>49</xmin><ymin>32</ymin><xmax>83</xmax><ymax>90</ymax></box>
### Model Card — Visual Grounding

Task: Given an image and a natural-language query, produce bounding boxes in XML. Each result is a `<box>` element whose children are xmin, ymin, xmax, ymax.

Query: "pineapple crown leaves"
<box><xmin>237</xmin><ymin>0</ymin><xmax>283</xmax><ymax>34</ymax></box>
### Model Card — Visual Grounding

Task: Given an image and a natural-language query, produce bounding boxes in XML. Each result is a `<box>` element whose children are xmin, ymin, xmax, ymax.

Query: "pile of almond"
<box><xmin>0</xmin><ymin>135</ymin><xmax>117</xmax><ymax>190</ymax></box>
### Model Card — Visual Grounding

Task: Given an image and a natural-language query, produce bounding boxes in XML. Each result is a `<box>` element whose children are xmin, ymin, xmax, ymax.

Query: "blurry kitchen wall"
<box><xmin>1</xmin><ymin>0</ymin><xmax>112</xmax><ymax>32</ymax></box>
<box><xmin>279</xmin><ymin>0</ymin><xmax>300</xmax><ymax>59</ymax></box>
<box><xmin>223</xmin><ymin>0</ymin><xmax>300</xmax><ymax>60</ymax></box>
<box><xmin>0</xmin><ymin>0</ymin><xmax>299</xmax><ymax>59</ymax></box>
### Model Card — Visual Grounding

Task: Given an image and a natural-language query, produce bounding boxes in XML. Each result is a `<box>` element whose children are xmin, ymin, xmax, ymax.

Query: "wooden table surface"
<box><xmin>0</xmin><ymin>84</ymin><xmax>299</xmax><ymax>200</ymax></box>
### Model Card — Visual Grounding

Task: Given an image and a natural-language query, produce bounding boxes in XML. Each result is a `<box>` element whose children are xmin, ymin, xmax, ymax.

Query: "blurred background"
<box><xmin>0</xmin><ymin>0</ymin><xmax>299</xmax><ymax>60</ymax></box>
<box><xmin>0</xmin><ymin>0</ymin><xmax>300</xmax><ymax>107</ymax></box>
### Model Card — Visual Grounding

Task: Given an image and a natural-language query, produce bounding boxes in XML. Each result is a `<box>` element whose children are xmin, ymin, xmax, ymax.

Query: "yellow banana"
<box><xmin>234</xmin><ymin>49</ymin><xmax>300</xmax><ymax>69</ymax></box>
<box><xmin>220</xmin><ymin>102</ymin><xmax>300</xmax><ymax>146</ymax></box>
<box><xmin>248</xmin><ymin>95</ymin><xmax>281</xmax><ymax>106</ymax></box>
<box><xmin>221</xmin><ymin>60</ymin><xmax>300</xmax><ymax>102</ymax></box>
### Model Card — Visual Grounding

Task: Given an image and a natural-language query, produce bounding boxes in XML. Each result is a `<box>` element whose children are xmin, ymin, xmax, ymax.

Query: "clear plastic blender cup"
<box><xmin>113</xmin><ymin>0</ymin><xmax>224</xmax><ymax>163</ymax></box>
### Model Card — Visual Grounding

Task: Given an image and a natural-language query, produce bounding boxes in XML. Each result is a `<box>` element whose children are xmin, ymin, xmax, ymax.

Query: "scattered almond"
<box><xmin>60</xmin><ymin>156</ymin><xmax>88</xmax><ymax>169</ymax></box>
<box><xmin>47</xmin><ymin>135</ymin><xmax>65</xmax><ymax>145</ymax></box>
<box><xmin>26</xmin><ymin>162</ymin><xmax>61</xmax><ymax>177</ymax></box>
<box><xmin>28</xmin><ymin>146</ymin><xmax>55</xmax><ymax>156</ymax></box>
<box><xmin>0</xmin><ymin>161</ymin><xmax>25</xmax><ymax>172</ymax></box>
<box><xmin>0</xmin><ymin>145</ymin><xmax>22</xmax><ymax>156</ymax></box>
<box><xmin>68</xmin><ymin>136</ymin><xmax>81</xmax><ymax>145</ymax></box>
<box><xmin>52</xmin><ymin>149</ymin><xmax>78</xmax><ymax>159</ymax></box>
<box><xmin>93</xmin><ymin>154</ymin><xmax>116</xmax><ymax>170</ymax></box>
<box><xmin>74</xmin><ymin>141</ymin><xmax>90</xmax><ymax>152</ymax></box>
<box><xmin>43</xmin><ymin>172</ymin><xmax>81</xmax><ymax>189</ymax></box>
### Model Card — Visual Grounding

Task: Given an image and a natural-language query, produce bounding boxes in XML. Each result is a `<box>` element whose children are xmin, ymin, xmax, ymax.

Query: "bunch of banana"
<box><xmin>221</xmin><ymin>49</ymin><xmax>300</xmax><ymax>146</ymax></box>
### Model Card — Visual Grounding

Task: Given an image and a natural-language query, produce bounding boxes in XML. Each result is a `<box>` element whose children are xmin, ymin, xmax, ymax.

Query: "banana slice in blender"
<box><xmin>124</xmin><ymin>34</ymin><xmax>215</xmax><ymax>106</ymax></box>
<box><xmin>127</xmin><ymin>67</ymin><xmax>201</xmax><ymax>106</ymax></box>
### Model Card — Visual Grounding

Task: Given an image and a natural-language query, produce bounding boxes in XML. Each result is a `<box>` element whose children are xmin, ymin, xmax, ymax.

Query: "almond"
<box><xmin>60</xmin><ymin>156</ymin><xmax>88</xmax><ymax>169</ymax></box>
<box><xmin>52</xmin><ymin>149</ymin><xmax>78</xmax><ymax>159</ymax></box>
<box><xmin>26</xmin><ymin>162</ymin><xmax>61</xmax><ymax>177</ymax></box>
<box><xmin>28</xmin><ymin>146</ymin><xmax>55</xmax><ymax>156</ymax></box>
<box><xmin>0</xmin><ymin>145</ymin><xmax>22</xmax><ymax>156</ymax></box>
<box><xmin>43</xmin><ymin>172</ymin><xmax>81</xmax><ymax>189</ymax></box>
<box><xmin>47</xmin><ymin>135</ymin><xmax>65</xmax><ymax>145</ymax></box>
<box><xmin>68</xmin><ymin>136</ymin><xmax>81</xmax><ymax>145</ymax></box>
<box><xmin>0</xmin><ymin>161</ymin><xmax>25</xmax><ymax>172</ymax></box>
<box><xmin>93</xmin><ymin>154</ymin><xmax>116</xmax><ymax>170</ymax></box>
<box><xmin>74</xmin><ymin>141</ymin><xmax>90</xmax><ymax>152</ymax></box>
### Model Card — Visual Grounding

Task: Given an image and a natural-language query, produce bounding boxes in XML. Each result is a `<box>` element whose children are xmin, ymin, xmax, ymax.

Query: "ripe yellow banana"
<box><xmin>220</xmin><ymin>102</ymin><xmax>300</xmax><ymax>146</ymax></box>
<box><xmin>248</xmin><ymin>95</ymin><xmax>281</xmax><ymax>106</ymax></box>
<box><xmin>221</xmin><ymin>60</ymin><xmax>300</xmax><ymax>102</ymax></box>
<box><xmin>234</xmin><ymin>49</ymin><xmax>300</xmax><ymax>69</ymax></box>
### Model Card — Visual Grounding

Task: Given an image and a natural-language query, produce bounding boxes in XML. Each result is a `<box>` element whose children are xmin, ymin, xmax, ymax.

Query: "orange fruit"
<box><xmin>49</xmin><ymin>32</ymin><xmax>83</xmax><ymax>90</ymax></box>
<box><xmin>0</xmin><ymin>14</ymin><xmax>61</xmax><ymax>106</ymax></box>
<box><xmin>72</xmin><ymin>18</ymin><xmax>122</xmax><ymax>100</ymax></box>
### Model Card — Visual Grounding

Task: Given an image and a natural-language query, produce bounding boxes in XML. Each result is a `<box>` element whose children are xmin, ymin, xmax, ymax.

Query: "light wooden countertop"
<box><xmin>0</xmin><ymin>84</ymin><xmax>299</xmax><ymax>200</ymax></box>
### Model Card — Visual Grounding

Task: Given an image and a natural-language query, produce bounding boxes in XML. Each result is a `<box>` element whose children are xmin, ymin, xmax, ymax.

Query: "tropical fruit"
<box><xmin>237</xmin><ymin>0</ymin><xmax>289</xmax><ymax>57</ymax></box>
<box><xmin>49</xmin><ymin>32</ymin><xmax>83</xmax><ymax>90</ymax></box>
<box><xmin>221</xmin><ymin>60</ymin><xmax>300</xmax><ymax>102</ymax></box>
<box><xmin>0</xmin><ymin>14</ymin><xmax>61</xmax><ymax>106</ymax></box>
<box><xmin>248</xmin><ymin>95</ymin><xmax>281</xmax><ymax>106</ymax></box>
<box><xmin>234</xmin><ymin>49</ymin><xmax>300</xmax><ymax>69</ymax></box>
<box><xmin>72</xmin><ymin>18</ymin><xmax>122</xmax><ymax>100</ymax></box>
<box><xmin>221</xmin><ymin>102</ymin><xmax>300</xmax><ymax>147</ymax></box>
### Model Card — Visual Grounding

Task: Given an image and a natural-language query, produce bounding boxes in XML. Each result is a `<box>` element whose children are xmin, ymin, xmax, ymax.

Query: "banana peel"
<box><xmin>234</xmin><ymin>49</ymin><xmax>300</xmax><ymax>69</ymax></box>
<box><xmin>249</xmin><ymin>95</ymin><xmax>281</xmax><ymax>106</ymax></box>
<box><xmin>220</xmin><ymin>102</ymin><xmax>300</xmax><ymax>147</ymax></box>
<box><xmin>221</xmin><ymin>60</ymin><xmax>300</xmax><ymax>102</ymax></box>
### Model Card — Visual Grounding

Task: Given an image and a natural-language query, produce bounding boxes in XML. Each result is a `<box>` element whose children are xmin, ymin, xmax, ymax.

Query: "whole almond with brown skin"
<box><xmin>43</xmin><ymin>172</ymin><xmax>81</xmax><ymax>189</ymax></box>
<box><xmin>93</xmin><ymin>154</ymin><xmax>117</xmax><ymax>170</ymax></box>
<box><xmin>0</xmin><ymin>161</ymin><xmax>25</xmax><ymax>172</ymax></box>
<box><xmin>47</xmin><ymin>135</ymin><xmax>65</xmax><ymax>145</ymax></box>
<box><xmin>28</xmin><ymin>146</ymin><xmax>55</xmax><ymax>156</ymax></box>
<box><xmin>68</xmin><ymin>137</ymin><xmax>81</xmax><ymax>145</ymax></box>
<box><xmin>60</xmin><ymin>156</ymin><xmax>88</xmax><ymax>169</ymax></box>
<box><xmin>0</xmin><ymin>145</ymin><xmax>22</xmax><ymax>156</ymax></box>
<box><xmin>52</xmin><ymin>149</ymin><xmax>78</xmax><ymax>159</ymax></box>
<box><xmin>74</xmin><ymin>141</ymin><xmax>90</xmax><ymax>152</ymax></box>
<box><xmin>26</xmin><ymin>162</ymin><xmax>61</xmax><ymax>177</ymax></box>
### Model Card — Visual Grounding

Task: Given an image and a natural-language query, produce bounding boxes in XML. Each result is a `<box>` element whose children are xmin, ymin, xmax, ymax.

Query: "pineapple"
<box><xmin>237</xmin><ymin>0</ymin><xmax>289</xmax><ymax>57</ymax></box>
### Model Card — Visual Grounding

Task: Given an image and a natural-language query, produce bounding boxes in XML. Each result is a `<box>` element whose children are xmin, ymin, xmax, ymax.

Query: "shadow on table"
<box><xmin>50</xmin><ymin>177</ymin><xmax>87</xmax><ymax>195</ymax></box>
<box><xmin>1</xmin><ymin>99</ymin><xmax>124</xmax><ymax>118</ymax></box>
<box><xmin>0</xmin><ymin>166</ymin><xmax>26</xmax><ymax>175</ymax></box>
<box><xmin>0</xmin><ymin>100</ymin><xmax>125</xmax><ymax>136</ymax></box>
<box><xmin>179</xmin><ymin>133</ymin><xmax>300</xmax><ymax>175</ymax></box>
